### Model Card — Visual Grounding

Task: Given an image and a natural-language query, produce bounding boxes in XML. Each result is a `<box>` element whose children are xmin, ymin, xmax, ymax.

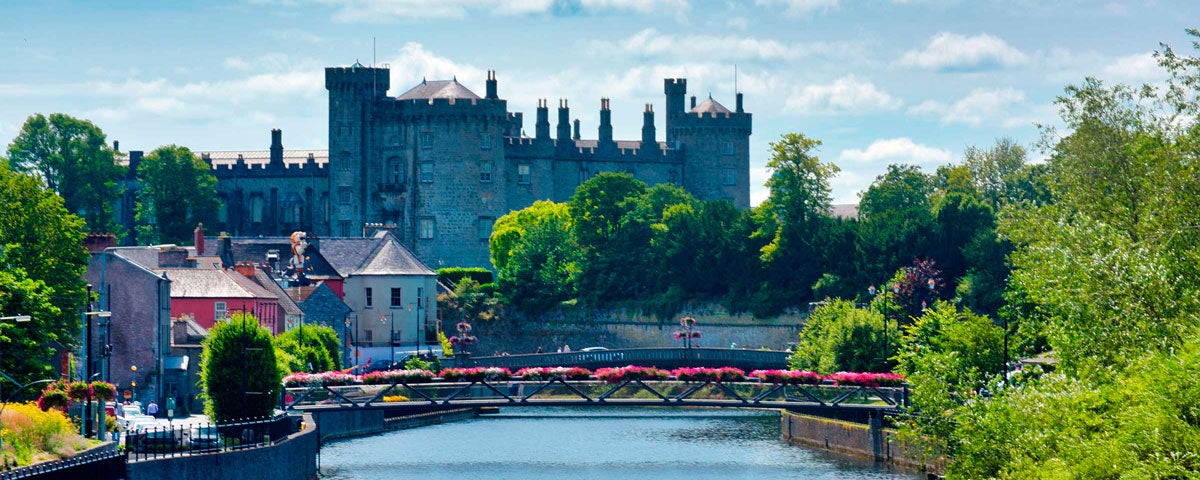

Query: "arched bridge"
<box><xmin>462</xmin><ymin>348</ymin><xmax>791</xmax><ymax>371</ymax></box>
<box><xmin>286</xmin><ymin>376</ymin><xmax>908</xmax><ymax>423</ymax></box>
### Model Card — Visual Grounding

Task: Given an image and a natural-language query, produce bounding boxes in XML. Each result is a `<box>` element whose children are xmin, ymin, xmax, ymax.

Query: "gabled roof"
<box><xmin>318</xmin><ymin>232</ymin><xmax>435</xmax><ymax>277</ymax></box>
<box><xmin>157</xmin><ymin>269</ymin><xmax>276</xmax><ymax>299</ymax></box>
<box><xmin>251</xmin><ymin>269</ymin><xmax>305</xmax><ymax>317</ymax></box>
<box><xmin>220</xmin><ymin>237</ymin><xmax>339</xmax><ymax>278</ymax></box>
<box><xmin>690</xmin><ymin>95</ymin><xmax>731</xmax><ymax>115</ymax></box>
<box><xmin>298</xmin><ymin>282</ymin><xmax>352</xmax><ymax>328</ymax></box>
<box><xmin>396</xmin><ymin>79</ymin><xmax>481</xmax><ymax>100</ymax></box>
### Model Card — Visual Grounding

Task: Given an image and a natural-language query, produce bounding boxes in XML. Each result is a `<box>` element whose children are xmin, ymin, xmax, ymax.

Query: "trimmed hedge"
<box><xmin>437</xmin><ymin>267</ymin><xmax>494</xmax><ymax>286</ymax></box>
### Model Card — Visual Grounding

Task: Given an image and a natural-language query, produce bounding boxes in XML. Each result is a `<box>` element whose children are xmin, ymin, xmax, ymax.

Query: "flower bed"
<box><xmin>362</xmin><ymin>369</ymin><xmax>436</xmax><ymax>385</ymax></box>
<box><xmin>594</xmin><ymin>366</ymin><xmax>669</xmax><ymax>384</ymax></box>
<box><xmin>282</xmin><ymin>371</ymin><xmax>358</xmax><ymax>387</ymax></box>
<box><xmin>439</xmin><ymin>367</ymin><xmax>512</xmax><ymax>382</ymax></box>
<box><xmin>672</xmin><ymin>367</ymin><xmax>746</xmax><ymax>382</ymax></box>
<box><xmin>828</xmin><ymin>372</ymin><xmax>906</xmax><ymax>387</ymax></box>
<box><xmin>749</xmin><ymin>369</ymin><xmax>825</xmax><ymax>385</ymax></box>
<box><xmin>515</xmin><ymin>367</ymin><xmax>592</xmax><ymax>381</ymax></box>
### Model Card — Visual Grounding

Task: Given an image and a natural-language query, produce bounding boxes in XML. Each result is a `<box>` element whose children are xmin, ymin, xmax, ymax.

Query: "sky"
<box><xmin>2</xmin><ymin>0</ymin><xmax>1196</xmax><ymax>205</ymax></box>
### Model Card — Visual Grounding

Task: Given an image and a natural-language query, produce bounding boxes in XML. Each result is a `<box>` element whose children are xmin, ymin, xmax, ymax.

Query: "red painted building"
<box><xmin>159</xmin><ymin>267</ymin><xmax>281</xmax><ymax>333</ymax></box>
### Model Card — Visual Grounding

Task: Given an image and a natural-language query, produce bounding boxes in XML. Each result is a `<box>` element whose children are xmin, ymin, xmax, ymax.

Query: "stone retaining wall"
<box><xmin>312</xmin><ymin>408</ymin><xmax>478</xmax><ymax>445</ymax></box>
<box><xmin>127</xmin><ymin>414</ymin><xmax>318</xmax><ymax>480</ymax></box>
<box><xmin>780</xmin><ymin>411</ymin><xmax>940</xmax><ymax>475</ymax></box>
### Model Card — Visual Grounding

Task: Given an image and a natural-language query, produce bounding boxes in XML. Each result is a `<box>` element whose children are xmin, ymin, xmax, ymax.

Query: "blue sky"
<box><xmin>2</xmin><ymin>0</ymin><xmax>1195</xmax><ymax>205</ymax></box>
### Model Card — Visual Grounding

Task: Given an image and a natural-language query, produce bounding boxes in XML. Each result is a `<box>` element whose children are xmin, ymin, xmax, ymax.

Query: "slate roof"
<box><xmin>395</xmin><ymin>79</ymin><xmax>481</xmax><ymax>100</ymax></box>
<box><xmin>298</xmin><ymin>282</ymin><xmax>352</xmax><ymax>328</ymax></box>
<box><xmin>690</xmin><ymin>96</ymin><xmax>732</xmax><ymax>115</ymax></box>
<box><xmin>219</xmin><ymin>237</ymin><xmax>339</xmax><ymax>278</ymax></box>
<box><xmin>111</xmin><ymin>247</ymin><xmax>162</xmax><ymax>270</ymax></box>
<box><xmin>319</xmin><ymin>232</ymin><xmax>435</xmax><ymax>277</ymax></box>
<box><xmin>251</xmin><ymin>269</ymin><xmax>305</xmax><ymax>317</ymax></box>
<box><xmin>156</xmin><ymin>269</ymin><xmax>276</xmax><ymax>298</ymax></box>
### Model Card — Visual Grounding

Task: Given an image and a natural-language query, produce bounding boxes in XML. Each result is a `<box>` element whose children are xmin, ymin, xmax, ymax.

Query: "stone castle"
<box><xmin>148</xmin><ymin>64</ymin><xmax>751</xmax><ymax>268</ymax></box>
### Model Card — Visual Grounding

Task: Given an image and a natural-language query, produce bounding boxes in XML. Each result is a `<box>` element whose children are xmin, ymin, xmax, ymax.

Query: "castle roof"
<box><xmin>690</xmin><ymin>96</ymin><xmax>731</xmax><ymax>115</ymax></box>
<box><xmin>199</xmin><ymin>149</ymin><xmax>328</xmax><ymax>166</ymax></box>
<box><xmin>396</xmin><ymin>79</ymin><xmax>481</xmax><ymax>101</ymax></box>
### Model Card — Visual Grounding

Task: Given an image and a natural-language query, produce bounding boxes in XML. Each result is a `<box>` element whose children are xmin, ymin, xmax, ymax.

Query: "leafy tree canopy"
<box><xmin>135</xmin><ymin>145</ymin><xmax>219</xmax><ymax>245</ymax></box>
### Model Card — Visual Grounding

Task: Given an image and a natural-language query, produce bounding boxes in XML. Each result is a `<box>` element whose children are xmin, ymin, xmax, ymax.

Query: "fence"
<box><xmin>125</xmin><ymin>414</ymin><xmax>299</xmax><ymax>463</ymax></box>
<box><xmin>0</xmin><ymin>450</ymin><xmax>125</xmax><ymax>480</ymax></box>
<box><xmin>466</xmin><ymin>347</ymin><xmax>790</xmax><ymax>371</ymax></box>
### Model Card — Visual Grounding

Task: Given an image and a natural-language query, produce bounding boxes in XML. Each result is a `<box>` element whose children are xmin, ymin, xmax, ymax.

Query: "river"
<box><xmin>319</xmin><ymin>407</ymin><xmax>921</xmax><ymax>480</ymax></box>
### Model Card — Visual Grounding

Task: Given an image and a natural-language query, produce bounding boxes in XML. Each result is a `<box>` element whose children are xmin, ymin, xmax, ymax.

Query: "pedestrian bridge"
<box><xmin>462</xmin><ymin>348</ymin><xmax>791</xmax><ymax>371</ymax></box>
<box><xmin>286</xmin><ymin>376</ymin><xmax>908</xmax><ymax>423</ymax></box>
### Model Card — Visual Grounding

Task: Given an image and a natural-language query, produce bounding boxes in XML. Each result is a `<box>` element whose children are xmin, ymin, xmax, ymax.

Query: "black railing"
<box><xmin>0</xmin><ymin>450</ymin><xmax>125</xmax><ymax>480</ymax></box>
<box><xmin>466</xmin><ymin>348</ymin><xmax>790</xmax><ymax>371</ymax></box>
<box><xmin>125</xmin><ymin>414</ymin><xmax>298</xmax><ymax>463</ymax></box>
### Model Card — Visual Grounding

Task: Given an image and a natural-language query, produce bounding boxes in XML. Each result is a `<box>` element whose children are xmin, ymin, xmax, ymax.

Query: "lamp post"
<box><xmin>381</xmin><ymin>313</ymin><xmax>395</xmax><ymax>366</ymax></box>
<box><xmin>81</xmin><ymin>309</ymin><xmax>110</xmax><ymax>437</ymax></box>
<box><xmin>344</xmin><ymin>314</ymin><xmax>360</xmax><ymax>370</ymax></box>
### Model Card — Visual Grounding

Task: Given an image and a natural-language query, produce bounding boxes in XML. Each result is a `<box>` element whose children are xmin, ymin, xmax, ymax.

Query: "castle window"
<box><xmin>338</xmin><ymin>186</ymin><xmax>352</xmax><ymax>205</ymax></box>
<box><xmin>722</xmin><ymin>141</ymin><xmax>735</xmax><ymax>155</ymax></box>
<box><xmin>477</xmin><ymin>217</ymin><xmax>494</xmax><ymax>240</ymax></box>
<box><xmin>251</xmin><ymin>195</ymin><xmax>265</xmax><ymax>223</ymax></box>
<box><xmin>722</xmin><ymin>168</ymin><xmax>736</xmax><ymax>186</ymax></box>
<box><xmin>480</xmin><ymin>162</ymin><xmax>493</xmax><ymax>183</ymax></box>
<box><xmin>419</xmin><ymin>163</ymin><xmax>433</xmax><ymax>183</ymax></box>
<box><xmin>282</xmin><ymin>193</ymin><xmax>303</xmax><ymax>223</ymax></box>
<box><xmin>419</xmin><ymin>218</ymin><xmax>435</xmax><ymax>239</ymax></box>
<box><xmin>388</xmin><ymin>158</ymin><xmax>404</xmax><ymax>184</ymax></box>
<box><xmin>421</xmin><ymin>132</ymin><xmax>433</xmax><ymax>150</ymax></box>
<box><xmin>518</xmin><ymin>164</ymin><xmax>531</xmax><ymax>185</ymax></box>
<box><xmin>481</xmin><ymin>135</ymin><xmax>492</xmax><ymax>150</ymax></box>
<box><xmin>339</xmin><ymin>221</ymin><xmax>351</xmax><ymax>237</ymax></box>
<box><xmin>320</xmin><ymin>193</ymin><xmax>330</xmax><ymax>223</ymax></box>
<box><xmin>217</xmin><ymin>198</ymin><xmax>228</xmax><ymax>223</ymax></box>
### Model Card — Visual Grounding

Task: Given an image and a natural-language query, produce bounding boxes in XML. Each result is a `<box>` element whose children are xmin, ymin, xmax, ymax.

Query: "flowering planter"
<box><xmin>594</xmin><ymin>366</ymin><xmax>669</xmax><ymax>384</ymax></box>
<box><xmin>515</xmin><ymin>367</ymin><xmax>592</xmax><ymax>381</ymax></box>
<box><xmin>362</xmin><ymin>369</ymin><xmax>435</xmax><ymax>385</ymax></box>
<box><xmin>828</xmin><ymin>372</ymin><xmax>906</xmax><ymax>388</ymax></box>
<box><xmin>439</xmin><ymin>367</ymin><xmax>512</xmax><ymax>382</ymax></box>
<box><xmin>672</xmin><ymin>367</ymin><xmax>746</xmax><ymax>383</ymax></box>
<box><xmin>750</xmin><ymin>370</ymin><xmax>826</xmax><ymax>385</ymax></box>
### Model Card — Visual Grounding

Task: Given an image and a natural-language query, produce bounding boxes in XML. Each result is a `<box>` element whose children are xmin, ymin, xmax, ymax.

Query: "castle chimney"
<box><xmin>573</xmin><ymin>119</ymin><xmax>581</xmax><ymax>140</ymax></box>
<box><xmin>641</xmin><ymin>103</ymin><xmax>656</xmax><ymax>147</ymax></box>
<box><xmin>269</xmin><ymin>129</ymin><xmax>283</xmax><ymax>166</ymax></box>
<box><xmin>690</xmin><ymin>95</ymin><xmax>697</xmax><ymax>109</ymax></box>
<box><xmin>557</xmin><ymin>99</ymin><xmax>571</xmax><ymax>143</ymax></box>
<box><xmin>485</xmin><ymin>70</ymin><xmax>498</xmax><ymax>100</ymax></box>
<box><xmin>113</xmin><ymin>140</ymin><xmax>119</xmax><ymax>152</ymax></box>
<box><xmin>598</xmin><ymin>98</ymin><xmax>613</xmax><ymax>147</ymax></box>
<box><xmin>194</xmin><ymin>223</ymin><xmax>205</xmax><ymax>255</ymax></box>
<box><xmin>736</xmin><ymin>93</ymin><xmax>744</xmax><ymax>113</ymax></box>
<box><xmin>535</xmin><ymin>99</ymin><xmax>550</xmax><ymax>140</ymax></box>
<box><xmin>127</xmin><ymin>151</ymin><xmax>143</xmax><ymax>180</ymax></box>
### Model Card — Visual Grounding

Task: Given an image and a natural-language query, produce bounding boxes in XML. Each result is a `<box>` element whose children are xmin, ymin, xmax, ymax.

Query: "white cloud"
<box><xmin>382</xmin><ymin>42</ymin><xmax>487</xmax><ymax>94</ymax></box>
<box><xmin>591</xmin><ymin>28</ymin><xmax>865</xmax><ymax>63</ymax></box>
<box><xmin>785</xmin><ymin>75</ymin><xmax>901</xmax><ymax>115</ymax></box>
<box><xmin>898</xmin><ymin>32</ymin><xmax>1029</xmax><ymax>71</ymax></box>
<box><xmin>908</xmin><ymin>87</ymin><xmax>1027</xmax><ymax>126</ymax></box>
<box><xmin>727</xmin><ymin>16</ymin><xmax>750</xmax><ymax>30</ymax></box>
<box><xmin>755</xmin><ymin>0</ymin><xmax>839</xmax><ymax>16</ymax></box>
<box><xmin>277</xmin><ymin>0</ymin><xmax>688</xmax><ymax>22</ymax></box>
<box><xmin>839</xmin><ymin>138</ymin><xmax>953</xmax><ymax>167</ymax></box>
<box><xmin>1100</xmin><ymin>52</ymin><xmax>1164</xmax><ymax>83</ymax></box>
<box><xmin>224</xmin><ymin>57</ymin><xmax>252</xmax><ymax>71</ymax></box>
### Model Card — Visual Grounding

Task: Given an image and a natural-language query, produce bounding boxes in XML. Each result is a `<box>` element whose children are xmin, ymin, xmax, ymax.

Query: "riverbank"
<box><xmin>780</xmin><ymin>411</ymin><xmax>942</xmax><ymax>476</ymax></box>
<box><xmin>312</xmin><ymin>408</ymin><xmax>480</xmax><ymax>445</ymax></box>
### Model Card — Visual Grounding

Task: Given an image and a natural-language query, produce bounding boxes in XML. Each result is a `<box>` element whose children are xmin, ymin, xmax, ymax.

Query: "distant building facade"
<box><xmin>126</xmin><ymin>65</ymin><xmax>752</xmax><ymax>269</ymax></box>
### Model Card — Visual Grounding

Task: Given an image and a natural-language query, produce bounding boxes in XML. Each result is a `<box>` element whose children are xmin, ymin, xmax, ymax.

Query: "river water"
<box><xmin>319</xmin><ymin>407</ymin><xmax>921</xmax><ymax>480</ymax></box>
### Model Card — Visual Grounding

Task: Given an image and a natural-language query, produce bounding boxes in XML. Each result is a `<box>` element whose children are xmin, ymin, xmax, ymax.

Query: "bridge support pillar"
<box><xmin>868</xmin><ymin>410</ymin><xmax>883</xmax><ymax>462</ymax></box>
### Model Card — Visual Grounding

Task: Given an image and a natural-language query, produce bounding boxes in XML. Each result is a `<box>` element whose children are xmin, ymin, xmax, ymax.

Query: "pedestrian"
<box><xmin>147</xmin><ymin>400</ymin><xmax>159</xmax><ymax>417</ymax></box>
<box><xmin>563</xmin><ymin>344</ymin><xmax>571</xmax><ymax>353</ymax></box>
<box><xmin>536</xmin><ymin>347</ymin><xmax>543</xmax><ymax>354</ymax></box>
<box><xmin>556</xmin><ymin>347</ymin><xmax>562</xmax><ymax>353</ymax></box>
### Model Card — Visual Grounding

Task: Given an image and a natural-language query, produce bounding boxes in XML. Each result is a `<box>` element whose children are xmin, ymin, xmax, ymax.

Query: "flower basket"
<box><xmin>363</xmin><ymin>369</ymin><xmax>435</xmax><ymax>385</ymax></box>
<box><xmin>516</xmin><ymin>367</ymin><xmax>592</xmax><ymax>381</ymax></box>
<box><xmin>672</xmin><ymin>331</ymin><xmax>702</xmax><ymax>340</ymax></box>
<box><xmin>37</xmin><ymin>389</ymin><xmax>71</xmax><ymax>412</ymax></box>
<box><xmin>317</xmin><ymin>371</ymin><xmax>357</xmax><ymax>387</ymax></box>
<box><xmin>829</xmin><ymin>372</ymin><xmax>905</xmax><ymax>388</ymax></box>
<box><xmin>90</xmin><ymin>381</ymin><xmax>117</xmax><ymax>401</ymax></box>
<box><xmin>594</xmin><ymin>366</ymin><xmax>669</xmax><ymax>384</ymax></box>
<box><xmin>283</xmin><ymin>372</ymin><xmax>318</xmax><ymax>387</ymax></box>
<box><xmin>439</xmin><ymin>367</ymin><xmax>511</xmax><ymax>382</ymax></box>
<box><xmin>67</xmin><ymin>381</ymin><xmax>92</xmax><ymax>401</ymax></box>
<box><xmin>750</xmin><ymin>369</ymin><xmax>824</xmax><ymax>385</ymax></box>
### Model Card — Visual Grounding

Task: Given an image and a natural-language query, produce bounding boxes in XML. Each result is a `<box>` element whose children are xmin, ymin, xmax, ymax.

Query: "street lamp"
<box><xmin>344</xmin><ymin>314</ymin><xmax>360</xmax><ymax>370</ymax></box>
<box><xmin>81</xmin><ymin>309</ymin><xmax>110</xmax><ymax>437</ymax></box>
<box><xmin>381</xmin><ymin>314</ymin><xmax>395</xmax><ymax>366</ymax></box>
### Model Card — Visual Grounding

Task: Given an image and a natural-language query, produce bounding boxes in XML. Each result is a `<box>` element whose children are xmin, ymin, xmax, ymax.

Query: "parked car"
<box><xmin>580</xmin><ymin>347</ymin><xmax>609</xmax><ymax>352</ymax></box>
<box><xmin>186</xmin><ymin>425</ymin><xmax>223</xmax><ymax>451</ymax></box>
<box><xmin>128</xmin><ymin>426</ymin><xmax>182</xmax><ymax>452</ymax></box>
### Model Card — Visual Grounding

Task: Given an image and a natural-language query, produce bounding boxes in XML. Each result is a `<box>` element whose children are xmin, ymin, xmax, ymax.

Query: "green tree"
<box><xmin>275</xmin><ymin>324</ymin><xmax>341</xmax><ymax>373</ymax></box>
<box><xmin>856</xmin><ymin>164</ymin><xmax>935</xmax><ymax>286</ymax></box>
<box><xmin>135</xmin><ymin>145</ymin><xmax>219</xmax><ymax>245</ymax></box>
<box><xmin>569</xmin><ymin>173</ymin><xmax>649</xmax><ymax>303</ymax></box>
<box><xmin>5</xmin><ymin>114</ymin><xmax>125</xmax><ymax>234</ymax></box>
<box><xmin>199</xmin><ymin>313</ymin><xmax>281</xmax><ymax>422</ymax></box>
<box><xmin>789</xmin><ymin>300</ymin><xmax>888</xmax><ymax>373</ymax></box>
<box><xmin>491</xmin><ymin>201</ymin><xmax>578</xmax><ymax>312</ymax></box>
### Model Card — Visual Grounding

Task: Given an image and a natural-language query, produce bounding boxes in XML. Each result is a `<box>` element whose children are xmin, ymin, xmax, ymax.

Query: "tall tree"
<box><xmin>6</xmin><ymin>114</ymin><xmax>125</xmax><ymax>234</ymax></box>
<box><xmin>491</xmin><ymin>201</ymin><xmax>578</xmax><ymax>313</ymax></box>
<box><xmin>857</xmin><ymin>164</ymin><xmax>935</xmax><ymax>286</ymax></box>
<box><xmin>135</xmin><ymin>145</ymin><xmax>219</xmax><ymax>245</ymax></box>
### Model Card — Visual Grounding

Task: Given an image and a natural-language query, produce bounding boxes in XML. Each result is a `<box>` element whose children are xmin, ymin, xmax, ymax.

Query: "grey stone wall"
<box><xmin>127</xmin><ymin>414</ymin><xmax>319</xmax><ymax>480</ymax></box>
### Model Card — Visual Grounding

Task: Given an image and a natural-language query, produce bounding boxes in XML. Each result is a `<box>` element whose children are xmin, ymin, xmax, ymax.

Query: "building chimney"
<box><xmin>556</xmin><ymin>99</ymin><xmax>571</xmax><ymax>143</ymax></box>
<box><xmin>194</xmin><ymin>223</ymin><xmax>205</xmax><ymax>255</ymax></box>
<box><xmin>485</xmin><ymin>70</ymin><xmax>498</xmax><ymax>100</ymax></box>
<box><xmin>598</xmin><ymin>98</ymin><xmax>613</xmax><ymax>146</ymax></box>
<box><xmin>269</xmin><ymin>129</ymin><xmax>283</xmax><ymax>166</ymax></box>
<box><xmin>641</xmin><ymin>103</ymin><xmax>656</xmax><ymax>147</ymax></box>
<box><xmin>573</xmin><ymin>119</ymin><xmax>581</xmax><ymax>140</ymax></box>
<box><xmin>690</xmin><ymin>96</ymin><xmax>697</xmax><ymax>109</ymax></box>
<box><xmin>234</xmin><ymin>261</ymin><xmax>256</xmax><ymax>278</ymax></box>
<box><xmin>217</xmin><ymin>233</ymin><xmax>234</xmax><ymax>269</ymax></box>
<box><xmin>83</xmin><ymin>233</ymin><xmax>118</xmax><ymax>254</ymax></box>
<box><xmin>113</xmin><ymin>140</ymin><xmax>119</xmax><ymax>152</ymax></box>
<box><xmin>535</xmin><ymin>99</ymin><xmax>550</xmax><ymax>140</ymax></box>
<box><xmin>736</xmin><ymin>92</ymin><xmax>744</xmax><ymax>113</ymax></box>
<box><xmin>158</xmin><ymin>246</ymin><xmax>194</xmax><ymax>268</ymax></box>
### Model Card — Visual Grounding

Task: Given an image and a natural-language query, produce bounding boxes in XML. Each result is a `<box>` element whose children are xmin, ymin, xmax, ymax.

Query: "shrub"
<box><xmin>0</xmin><ymin>402</ymin><xmax>88</xmax><ymax>468</ymax></box>
<box><xmin>437</xmin><ymin>267</ymin><xmax>494</xmax><ymax>286</ymax></box>
<box><xmin>200</xmin><ymin>313</ymin><xmax>281</xmax><ymax>422</ymax></box>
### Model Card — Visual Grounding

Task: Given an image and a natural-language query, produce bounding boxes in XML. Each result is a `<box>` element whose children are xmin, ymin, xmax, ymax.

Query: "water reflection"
<box><xmin>320</xmin><ymin>407</ymin><xmax>921</xmax><ymax>480</ymax></box>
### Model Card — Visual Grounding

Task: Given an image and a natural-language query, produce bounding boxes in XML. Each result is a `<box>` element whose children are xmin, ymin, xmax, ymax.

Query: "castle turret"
<box><xmin>736</xmin><ymin>92</ymin><xmax>744</xmax><ymax>113</ymax></box>
<box><xmin>598</xmin><ymin>98</ymin><xmax>613</xmax><ymax>148</ymax></box>
<box><xmin>325</xmin><ymin>63</ymin><xmax>390</xmax><ymax>236</ymax></box>
<box><xmin>641</xmin><ymin>103</ymin><xmax>656</xmax><ymax>148</ymax></box>
<box><xmin>535</xmin><ymin>99</ymin><xmax>550</xmax><ymax>140</ymax></box>
<box><xmin>665</xmin><ymin>81</ymin><xmax>752</xmax><ymax>209</ymax></box>
<box><xmin>485</xmin><ymin>70</ymin><xmax>498</xmax><ymax>100</ymax></box>
<box><xmin>269</xmin><ymin>129</ymin><xmax>283</xmax><ymax>167</ymax></box>
<box><xmin>664</xmin><ymin>78</ymin><xmax>687</xmax><ymax>142</ymax></box>
<box><xmin>556</xmin><ymin>99</ymin><xmax>571</xmax><ymax>144</ymax></box>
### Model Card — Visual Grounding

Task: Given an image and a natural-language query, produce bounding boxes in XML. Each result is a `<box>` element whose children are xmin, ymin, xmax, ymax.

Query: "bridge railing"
<box><xmin>465</xmin><ymin>348</ymin><xmax>790</xmax><ymax>371</ymax></box>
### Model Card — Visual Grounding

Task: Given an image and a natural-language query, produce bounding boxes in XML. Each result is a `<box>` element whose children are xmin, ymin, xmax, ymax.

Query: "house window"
<box><xmin>419</xmin><ymin>163</ymin><xmax>433</xmax><ymax>183</ymax></box>
<box><xmin>390</xmin><ymin>288</ymin><xmax>402</xmax><ymax>308</ymax></box>
<box><xmin>420</xmin><ymin>132</ymin><xmax>433</xmax><ymax>150</ymax></box>
<box><xmin>214</xmin><ymin>302</ymin><xmax>227</xmax><ymax>321</ymax></box>
<box><xmin>338</xmin><ymin>186</ymin><xmax>351</xmax><ymax>205</ymax></box>
<box><xmin>388</xmin><ymin>158</ymin><xmax>404</xmax><ymax>184</ymax></box>
<box><xmin>364</xmin><ymin>330</ymin><xmax>374</xmax><ymax>343</ymax></box>
<box><xmin>480</xmin><ymin>162</ymin><xmax>493</xmax><ymax>183</ymax></box>
<box><xmin>419</xmin><ymin>218</ymin><xmax>435</xmax><ymax>239</ymax></box>
<box><xmin>518</xmin><ymin>164</ymin><xmax>531</xmax><ymax>185</ymax></box>
<box><xmin>478</xmin><ymin>217</ymin><xmax>494</xmax><ymax>240</ymax></box>
<box><xmin>481</xmin><ymin>135</ymin><xmax>492</xmax><ymax>150</ymax></box>
<box><xmin>722</xmin><ymin>168</ymin><xmax>736</xmax><ymax>186</ymax></box>
<box><xmin>365</xmin><ymin>287</ymin><xmax>373</xmax><ymax>308</ymax></box>
<box><xmin>722</xmin><ymin>140</ymin><xmax>735</xmax><ymax>155</ymax></box>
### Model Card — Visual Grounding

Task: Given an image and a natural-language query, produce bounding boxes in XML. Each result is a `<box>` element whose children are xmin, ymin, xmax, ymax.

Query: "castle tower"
<box><xmin>325</xmin><ymin>63</ymin><xmax>390</xmax><ymax>236</ymax></box>
<box><xmin>663</xmin><ymin>80</ymin><xmax>752</xmax><ymax>208</ymax></box>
